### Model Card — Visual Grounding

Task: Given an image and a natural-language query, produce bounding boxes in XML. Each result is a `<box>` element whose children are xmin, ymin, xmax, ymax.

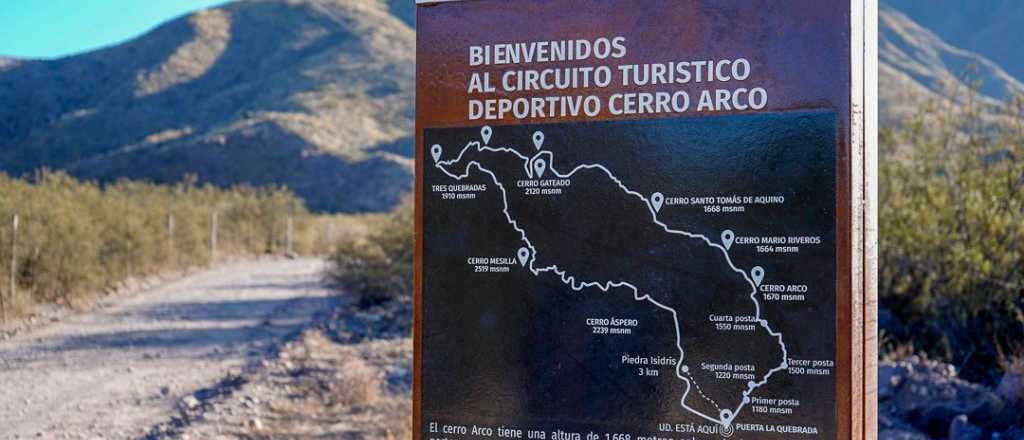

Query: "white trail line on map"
<box><xmin>433</xmin><ymin>131</ymin><xmax>789</xmax><ymax>430</ymax></box>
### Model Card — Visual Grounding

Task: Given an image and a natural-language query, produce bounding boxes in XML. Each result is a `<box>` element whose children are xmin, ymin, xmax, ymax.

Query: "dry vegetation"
<box><xmin>327</xmin><ymin>196</ymin><xmax>413</xmax><ymax>308</ymax></box>
<box><xmin>0</xmin><ymin>171</ymin><xmax>337</xmax><ymax>321</ymax></box>
<box><xmin>0</xmin><ymin>0</ymin><xmax>416</xmax><ymax>213</ymax></box>
<box><xmin>177</xmin><ymin>329</ymin><xmax>412</xmax><ymax>439</ymax></box>
<box><xmin>880</xmin><ymin>88</ymin><xmax>1024</xmax><ymax>382</ymax></box>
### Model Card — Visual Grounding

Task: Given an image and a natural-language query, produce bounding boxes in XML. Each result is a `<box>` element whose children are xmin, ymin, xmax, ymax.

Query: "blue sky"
<box><xmin>0</xmin><ymin>0</ymin><xmax>231</xmax><ymax>59</ymax></box>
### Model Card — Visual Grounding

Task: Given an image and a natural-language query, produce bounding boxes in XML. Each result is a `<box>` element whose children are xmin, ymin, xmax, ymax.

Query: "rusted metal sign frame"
<box><xmin>413</xmin><ymin>0</ymin><xmax>879</xmax><ymax>438</ymax></box>
<box><xmin>849</xmin><ymin>0</ymin><xmax>879</xmax><ymax>439</ymax></box>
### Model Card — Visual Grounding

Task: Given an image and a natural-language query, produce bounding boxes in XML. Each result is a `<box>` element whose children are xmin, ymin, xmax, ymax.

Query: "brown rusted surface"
<box><xmin>416</xmin><ymin>0</ymin><xmax>851</xmax><ymax>127</ymax></box>
<box><xmin>414</xmin><ymin>0</ymin><xmax>874</xmax><ymax>438</ymax></box>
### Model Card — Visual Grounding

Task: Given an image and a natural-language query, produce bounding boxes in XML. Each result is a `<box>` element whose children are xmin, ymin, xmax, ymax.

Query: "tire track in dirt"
<box><xmin>0</xmin><ymin>258</ymin><xmax>337</xmax><ymax>439</ymax></box>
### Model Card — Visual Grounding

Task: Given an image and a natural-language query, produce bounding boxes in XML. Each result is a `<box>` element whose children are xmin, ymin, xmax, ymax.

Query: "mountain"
<box><xmin>878</xmin><ymin>3</ymin><xmax>1024</xmax><ymax>122</ymax></box>
<box><xmin>884</xmin><ymin>0</ymin><xmax>1024</xmax><ymax>82</ymax></box>
<box><xmin>2</xmin><ymin>0</ymin><xmax>1016</xmax><ymax>204</ymax></box>
<box><xmin>0</xmin><ymin>0</ymin><xmax>415</xmax><ymax>213</ymax></box>
<box><xmin>0</xmin><ymin>57</ymin><xmax>21</xmax><ymax>70</ymax></box>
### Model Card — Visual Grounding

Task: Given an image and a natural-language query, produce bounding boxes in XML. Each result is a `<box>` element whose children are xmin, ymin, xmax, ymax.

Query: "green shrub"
<box><xmin>327</xmin><ymin>197</ymin><xmax>412</xmax><ymax>308</ymax></box>
<box><xmin>880</xmin><ymin>91</ymin><xmax>1024</xmax><ymax>382</ymax></box>
<box><xmin>0</xmin><ymin>171</ymin><xmax>318</xmax><ymax>318</ymax></box>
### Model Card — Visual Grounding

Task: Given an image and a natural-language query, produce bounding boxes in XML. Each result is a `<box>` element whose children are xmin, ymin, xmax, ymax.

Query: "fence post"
<box><xmin>323</xmin><ymin>222</ymin><xmax>333</xmax><ymax>254</ymax></box>
<box><xmin>167</xmin><ymin>214</ymin><xmax>175</xmax><ymax>263</ymax></box>
<box><xmin>286</xmin><ymin>212</ymin><xmax>294</xmax><ymax>256</ymax></box>
<box><xmin>210</xmin><ymin>210</ymin><xmax>218</xmax><ymax>263</ymax></box>
<box><xmin>4</xmin><ymin>214</ymin><xmax>17</xmax><ymax>321</ymax></box>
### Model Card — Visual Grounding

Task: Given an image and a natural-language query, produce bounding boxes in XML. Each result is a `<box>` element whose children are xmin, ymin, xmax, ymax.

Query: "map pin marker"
<box><xmin>751</xmin><ymin>266</ymin><xmax>765</xmax><ymax>286</ymax></box>
<box><xmin>720</xmin><ymin>409</ymin><xmax>734</xmax><ymax>424</ymax></box>
<box><xmin>533</xmin><ymin>158</ymin><xmax>547</xmax><ymax>178</ymax></box>
<box><xmin>650</xmin><ymin>192</ymin><xmax>664</xmax><ymax>213</ymax></box>
<box><xmin>532</xmin><ymin>131</ymin><xmax>545</xmax><ymax>150</ymax></box>
<box><xmin>431</xmin><ymin>144</ymin><xmax>442</xmax><ymax>163</ymax></box>
<box><xmin>517</xmin><ymin>247</ymin><xmax>530</xmax><ymax>267</ymax></box>
<box><xmin>721</xmin><ymin>230</ymin><xmax>735</xmax><ymax>250</ymax></box>
<box><xmin>481</xmin><ymin>126</ymin><xmax>492</xmax><ymax>144</ymax></box>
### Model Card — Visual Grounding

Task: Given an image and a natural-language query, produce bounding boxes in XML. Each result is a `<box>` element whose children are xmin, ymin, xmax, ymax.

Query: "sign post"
<box><xmin>415</xmin><ymin>1</ymin><xmax>877</xmax><ymax>439</ymax></box>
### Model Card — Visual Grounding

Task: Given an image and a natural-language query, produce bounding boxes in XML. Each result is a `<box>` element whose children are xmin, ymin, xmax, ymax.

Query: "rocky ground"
<box><xmin>879</xmin><ymin>357</ymin><xmax>1024</xmax><ymax>440</ymax></box>
<box><xmin>147</xmin><ymin>292</ymin><xmax>413</xmax><ymax>439</ymax></box>
<box><xmin>6</xmin><ymin>256</ymin><xmax>1019</xmax><ymax>440</ymax></box>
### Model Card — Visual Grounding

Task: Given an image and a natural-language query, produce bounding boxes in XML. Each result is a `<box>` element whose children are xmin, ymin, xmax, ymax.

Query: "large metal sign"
<box><xmin>415</xmin><ymin>1</ymin><xmax>877</xmax><ymax>439</ymax></box>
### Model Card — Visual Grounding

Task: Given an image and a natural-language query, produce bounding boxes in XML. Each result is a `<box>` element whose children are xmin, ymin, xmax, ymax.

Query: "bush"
<box><xmin>880</xmin><ymin>90</ymin><xmax>1024</xmax><ymax>382</ymax></box>
<box><xmin>0</xmin><ymin>171</ymin><xmax>317</xmax><ymax>319</ymax></box>
<box><xmin>327</xmin><ymin>197</ymin><xmax>412</xmax><ymax>308</ymax></box>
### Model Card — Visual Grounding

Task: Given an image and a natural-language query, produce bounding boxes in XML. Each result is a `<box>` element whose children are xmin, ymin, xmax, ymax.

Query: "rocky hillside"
<box><xmin>884</xmin><ymin>0</ymin><xmax>1024</xmax><ymax>82</ymax></box>
<box><xmin>879</xmin><ymin>3</ymin><xmax>1024</xmax><ymax>123</ymax></box>
<box><xmin>0</xmin><ymin>0</ymin><xmax>415</xmax><ymax>213</ymax></box>
<box><xmin>879</xmin><ymin>358</ymin><xmax>1024</xmax><ymax>440</ymax></box>
<box><xmin>1</xmin><ymin>0</ymin><xmax>1018</xmax><ymax>212</ymax></box>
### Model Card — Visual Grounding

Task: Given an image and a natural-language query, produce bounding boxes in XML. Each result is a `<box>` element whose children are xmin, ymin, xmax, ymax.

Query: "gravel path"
<box><xmin>0</xmin><ymin>258</ymin><xmax>336</xmax><ymax>439</ymax></box>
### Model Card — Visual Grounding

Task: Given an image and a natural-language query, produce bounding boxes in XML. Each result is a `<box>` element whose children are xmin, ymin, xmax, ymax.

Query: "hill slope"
<box><xmin>879</xmin><ymin>4</ymin><xmax>1024</xmax><ymax>122</ymax></box>
<box><xmin>0</xmin><ymin>0</ymin><xmax>415</xmax><ymax>213</ymax></box>
<box><xmin>3</xmin><ymin>0</ymin><xmax>1018</xmax><ymax>205</ymax></box>
<box><xmin>884</xmin><ymin>0</ymin><xmax>1024</xmax><ymax>82</ymax></box>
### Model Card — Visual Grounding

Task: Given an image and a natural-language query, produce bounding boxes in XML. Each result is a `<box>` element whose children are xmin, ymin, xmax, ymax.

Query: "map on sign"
<box><xmin>422</xmin><ymin>112</ymin><xmax>837</xmax><ymax>439</ymax></box>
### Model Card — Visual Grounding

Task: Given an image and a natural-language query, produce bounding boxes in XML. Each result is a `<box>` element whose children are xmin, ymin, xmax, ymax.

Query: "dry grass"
<box><xmin>282</xmin><ymin>331</ymin><xmax>385</xmax><ymax>408</ymax></box>
<box><xmin>176</xmin><ymin>329</ymin><xmax>412</xmax><ymax>439</ymax></box>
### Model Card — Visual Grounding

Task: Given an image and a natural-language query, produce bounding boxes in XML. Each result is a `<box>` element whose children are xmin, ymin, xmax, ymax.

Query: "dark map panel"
<box><xmin>422</xmin><ymin>112</ymin><xmax>836</xmax><ymax>439</ymax></box>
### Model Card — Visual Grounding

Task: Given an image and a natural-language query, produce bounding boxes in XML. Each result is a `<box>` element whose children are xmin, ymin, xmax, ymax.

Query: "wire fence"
<box><xmin>0</xmin><ymin>170</ymin><xmax>353</xmax><ymax>321</ymax></box>
<box><xmin>0</xmin><ymin>207</ymin><xmax>330</xmax><ymax>320</ymax></box>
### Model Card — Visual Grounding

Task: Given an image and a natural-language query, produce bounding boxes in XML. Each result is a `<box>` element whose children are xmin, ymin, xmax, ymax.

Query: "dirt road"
<box><xmin>0</xmin><ymin>258</ymin><xmax>337</xmax><ymax>439</ymax></box>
